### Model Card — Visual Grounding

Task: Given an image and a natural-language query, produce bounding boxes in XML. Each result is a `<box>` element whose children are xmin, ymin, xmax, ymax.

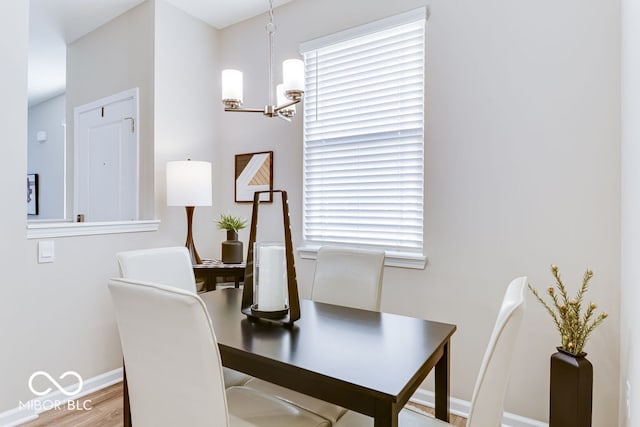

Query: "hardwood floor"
<box><xmin>20</xmin><ymin>383</ymin><xmax>123</xmax><ymax>427</ymax></box>
<box><xmin>20</xmin><ymin>382</ymin><xmax>467</xmax><ymax>426</ymax></box>
<box><xmin>409</xmin><ymin>403</ymin><xmax>467</xmax><ymax>427</ymax></box>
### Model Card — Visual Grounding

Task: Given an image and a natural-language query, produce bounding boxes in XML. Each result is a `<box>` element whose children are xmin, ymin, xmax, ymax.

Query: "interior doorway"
<box><xmin>74</xmin><ymin>88</ymin><xmax>139</xmax><ymax>222</ymax></box>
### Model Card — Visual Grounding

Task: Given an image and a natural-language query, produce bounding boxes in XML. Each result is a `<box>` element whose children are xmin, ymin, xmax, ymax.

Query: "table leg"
<box><xmin>434</xmin><ymin>340</ymin><xmax>450</xmax><ymax>422</ymax></box>
<box><xmin>123</xmin><ymin>363</ymin><xmax>132</xmax><ymax>427</ymax></box>
<box><xmin>374</xmin><ymin>402</ymin><xmax>399</xmax><ymax>427</ymax></box>
<box><xmin>204</xmin><ymin>271</ymin><xmax>216</xmax><ymax>291</ymax></box>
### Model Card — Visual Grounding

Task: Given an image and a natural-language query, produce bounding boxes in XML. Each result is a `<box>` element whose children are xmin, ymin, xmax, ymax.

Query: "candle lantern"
<box><xmin>242</xmin><ymin>190</ymin><xmax>300</xmax><ymax>326</ymax></box>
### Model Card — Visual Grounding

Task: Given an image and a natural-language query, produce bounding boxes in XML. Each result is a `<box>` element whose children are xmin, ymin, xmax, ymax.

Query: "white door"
<box><xmin>74</xmin><ymin>89</ymin><xmax>138</xmax><ymax>221</ymax></box>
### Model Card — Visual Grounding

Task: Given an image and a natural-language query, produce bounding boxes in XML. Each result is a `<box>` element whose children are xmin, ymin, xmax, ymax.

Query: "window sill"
<box><xmin>27</xmin><ymin>220</ymin><xmax>161</xmax><ymax>239</ymax></box>
<box><xmin>298</xmin><ymin>245</ymin><xmax>427</xmax><ymax>270</ymax></box>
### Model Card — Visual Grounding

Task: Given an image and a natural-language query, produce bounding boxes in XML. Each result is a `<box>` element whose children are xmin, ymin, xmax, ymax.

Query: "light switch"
<box><xmin>38</xmin><ymin>240</ymin><xmax>55</xmax><ymax>263</ymax></box>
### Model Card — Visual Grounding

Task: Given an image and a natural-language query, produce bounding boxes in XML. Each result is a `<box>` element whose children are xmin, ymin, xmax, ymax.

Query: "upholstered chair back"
<box><xmin>116</xmin><ymin>247</ymin><xmax>196</xmax><ymax>293</ymax></box>
<box><xmin>310</xmin><ymin>246</ymin><xmax>385</xmax><ymax>311</ymax></box>
<box><xmin>466</xmin><ymin>276</ymin><xmax>527</xmax><ymax>427</ymax></box>
<box><xmin>108</xmin><ymin>278</ymin><xmax>229</xmax><ymax>427</ymax></box>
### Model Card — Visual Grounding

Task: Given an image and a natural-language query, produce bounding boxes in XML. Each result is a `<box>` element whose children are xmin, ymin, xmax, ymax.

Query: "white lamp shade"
<box><xmin>276</xmin><ymin>84</ymin><xmax>296</xmax><ymax>112</ymax></box>
<box><xmin>282</xmin><ymin>59</ymin><xmax>304</xmax><ymax>92</ymax></box>
<box><xmin>222</xmin><ymin>69</ymin><xmax>243</xmax><ymax>101</ymax></box>
<box><xmin>166</xmin><ymin>160</ymin><xmax>212</xmax><ymax>207</ymax></box>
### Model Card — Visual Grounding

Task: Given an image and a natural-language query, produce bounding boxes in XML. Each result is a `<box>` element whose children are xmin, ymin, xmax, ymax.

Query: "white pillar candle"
<box><xmin>257</xmin><ymin>244</ymin><xmax>286</xmax><ymax>311</ymax></box>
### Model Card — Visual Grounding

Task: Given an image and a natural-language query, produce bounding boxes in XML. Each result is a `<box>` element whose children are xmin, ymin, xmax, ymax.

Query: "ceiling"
<box><xmin>28</xmin><ymin>0</ymin><xmax>293</xmax><ymax>106</ymax></box>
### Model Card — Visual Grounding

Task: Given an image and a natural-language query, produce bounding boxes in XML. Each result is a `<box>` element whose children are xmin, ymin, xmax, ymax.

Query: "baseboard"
<box><xmin>0</xmin><ymin>368</ymin><xmax>123</xmax><ymax>427</ymax></box>
<box><xmin>1</xmin><ymin>369</ymin><xmax>547</xmax><ymax>427</ymax></box>
<box><xmin>411</xmin><ymin>388</ymin><xmax>549</xmax><ymax>427</ymax></box>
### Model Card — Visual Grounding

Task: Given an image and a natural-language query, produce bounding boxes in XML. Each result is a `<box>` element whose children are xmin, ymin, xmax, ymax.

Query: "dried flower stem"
<box><xmin>529</xmin><ymin>265</ymin><xmax>608</xmax><ymax>355</ymax></box>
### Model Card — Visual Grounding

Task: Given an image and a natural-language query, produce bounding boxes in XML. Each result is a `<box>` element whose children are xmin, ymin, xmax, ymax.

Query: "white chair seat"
<box><xmin>335</xmin><ymin>406</ymin><xmax>450</xmax><ymax>427</ymax></box>
<box><xmin>225</xmin><ymin>368</ymin><xmax>252</xmax><ymax>387</ymax></box>
<box><xmin>227</xmin><ymin>386</ymin><xmax>330</xmax><ymax>427</ymax></box>
<box><xmin>244</xmin><ymin>378</ymin><xmax>347</xmax><ymax>424</ymax></box>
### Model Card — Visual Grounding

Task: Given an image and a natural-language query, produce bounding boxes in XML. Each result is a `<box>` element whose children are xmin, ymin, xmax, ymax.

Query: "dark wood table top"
<box><xmin>200</xmin><ymin>288</ymin><xmax>456</xmax><ymax>410</ymax></box>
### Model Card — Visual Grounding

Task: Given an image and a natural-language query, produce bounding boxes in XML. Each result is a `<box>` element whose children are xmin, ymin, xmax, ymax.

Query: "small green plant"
<box><xmin>528</xmin><ymin>265</ymin><xmax>608</xmax><ymax>355</ymax></box>
<box><xmin>216</xmin><ymin>213</ymin><xmax>247</xmax><ymax>232</ymax></box>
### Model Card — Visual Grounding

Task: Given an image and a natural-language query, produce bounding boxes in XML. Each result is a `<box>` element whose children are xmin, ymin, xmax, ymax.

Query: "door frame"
<box><xmin>73</xmin><ymin>87</ymin><xmax>139</xmax><ymax>222</ymax></box>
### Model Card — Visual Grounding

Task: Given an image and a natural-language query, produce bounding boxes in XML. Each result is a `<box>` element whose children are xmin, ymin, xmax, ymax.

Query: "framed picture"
<box><xmin>235</xmin><ymin>151</ymin><xmax>273</xmax><ymax>203</ymax></box>
<box><xmin>27</xmin><ymin>173</ymin><xmax>39</xmax><ymax>215</ymax></box>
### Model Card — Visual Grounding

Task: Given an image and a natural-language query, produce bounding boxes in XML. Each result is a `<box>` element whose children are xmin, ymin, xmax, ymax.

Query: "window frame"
<box><xmin>298</xmin><ymin>8</ymin><xmax>428</xmax><ymax>269</ymax></box>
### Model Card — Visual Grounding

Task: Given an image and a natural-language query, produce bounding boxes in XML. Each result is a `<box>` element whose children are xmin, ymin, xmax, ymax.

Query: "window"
<box><xmin>300</xmin><ymin>8</ymin><xmax>426</xmax><ymax>269</ymax></box>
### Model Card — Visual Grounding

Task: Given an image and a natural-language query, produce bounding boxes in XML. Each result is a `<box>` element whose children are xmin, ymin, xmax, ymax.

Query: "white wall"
<box><xmin>218</xmin><ymin>0</ymin><xmax>621</xmax><ymax>424</ymax></box>
<box><xmin>154</xmin><ymin>0</ymin><xmax>219</xmax><ymax>256</ymax></box>
<box><xmin>620</xmin><ymin>0</ymin><xmax>639</xmax><ymax>424</ymax></box>
<box><xmin>0</xmin><ymin>0</ymin><xmax>31</xmax><ymax>408</ymax></box>
<box><xmin>67</xmin><ymin>1</ymin><xmax>156</xmax><ymax>220</ymax></box>
<box><xmin>27</xmin><ymin>94</ymin><xmax>66</xmax><ymax>219</ymax></box>
<box><xmin>0</xmin><ymin>0</ymin><xmax>219</xmax><ymax>414</ymax></box>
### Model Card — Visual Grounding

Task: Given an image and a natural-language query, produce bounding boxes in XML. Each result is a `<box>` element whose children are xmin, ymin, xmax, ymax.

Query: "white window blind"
<box><xmin>301</xmin><ymin>9</ymin><xmax>426</xmax><ymax>265</ymax></box>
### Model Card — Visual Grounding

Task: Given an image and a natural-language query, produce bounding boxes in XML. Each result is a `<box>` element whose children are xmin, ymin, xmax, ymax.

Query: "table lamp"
<box><xmin>166</xmin><ymin>160</ymin><xmax>212</xmax><ymax>265</ymax></box>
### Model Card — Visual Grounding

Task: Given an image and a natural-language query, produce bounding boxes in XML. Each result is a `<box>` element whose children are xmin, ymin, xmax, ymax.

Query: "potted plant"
<box><xmin>528</xmin><ymin>265</ymin><xmax>608</xmax><ymax>427</ymax></box>
<box><xmin>216</xmin><ymin>213</ymin><xmax>247</xmax><ymax>264</ymax></box>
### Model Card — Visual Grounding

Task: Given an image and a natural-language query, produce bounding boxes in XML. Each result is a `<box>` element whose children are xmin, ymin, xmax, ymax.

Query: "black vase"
<box><xmin>221</xmin><ymin>230</ymin><xmax>243</xmax><ymax>264</ymax></box>
<box><xmin>549</xmin><ymin>347</ymin><xmax>593</xmax><ymax>427</ymax></box>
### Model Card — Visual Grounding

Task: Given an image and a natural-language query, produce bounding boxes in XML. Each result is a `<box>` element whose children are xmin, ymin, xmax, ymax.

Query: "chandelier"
<box><xmin>221</xmin><ymin>0</ymin><xmax>304</xmax><ymax>121</ymax></box>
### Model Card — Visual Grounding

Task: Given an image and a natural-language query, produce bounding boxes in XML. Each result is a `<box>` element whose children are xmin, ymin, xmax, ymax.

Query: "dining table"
<box><xmin>199</xmin><ymin>288</ymin><xmax>456</xmax><ymax>427</ymax></box>
<box><xmin>123</xmin><ymin>287</ymin><xmax>456</xmax><ymax>426</ymax></box>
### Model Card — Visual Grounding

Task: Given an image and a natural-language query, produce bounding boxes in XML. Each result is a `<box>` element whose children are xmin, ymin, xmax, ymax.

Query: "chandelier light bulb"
<box><xmin>283</xmin><ymin>59</ymin><xmax>304</xmax><ymax>94</ymax></box>
<box><xmin>222</xmin><ymin>69</ymin><xmax>243</xmax><ymax>107</ymax></box>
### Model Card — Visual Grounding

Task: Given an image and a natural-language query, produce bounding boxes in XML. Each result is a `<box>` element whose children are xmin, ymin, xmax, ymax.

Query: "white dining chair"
<box><xmin>108</xmin><ymin>278</ymin><xmax>330</xmax><ymax>427</ymax></box>
<box><xmin>116</xmin><ymin>247</ymin><xmax>198</xmax><ymax>292</ymax></box>
<box><xmin>310</xmin><ymin>246</ymin><xmax>385</xmax><ymax>311</ymax></box>
<box><xmin>334</xmin><ymin>276</ymin><xmax>528</xmax><ymax>427</ymax></box>
<box><xmin>116</xmin><ymin>246</ymin><xmax>251</xmax><ymax>387</ymax></box>
<box><xmin>243</xmin><ymin>246</ymin><xmax>386</xmax><ymax>424</ymax></box>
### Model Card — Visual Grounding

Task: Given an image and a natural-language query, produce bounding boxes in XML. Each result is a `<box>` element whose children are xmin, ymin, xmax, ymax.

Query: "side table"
<box><xmin>193</xmin><ymin>259</ymin><xmax>245</xmax><ymax>292</ymax></box>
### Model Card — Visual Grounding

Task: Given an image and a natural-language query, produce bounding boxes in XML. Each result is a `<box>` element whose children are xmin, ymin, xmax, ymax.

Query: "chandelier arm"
<box><xmin>277</xmin><ymin>113</ymin><xmax>292</xmax><ymax>122</ymax></box>
<box><xmin>224</xmin><ymin>108</ymin><xmax>266</xmax><ymax>113</ymax></box>
<box><xmin>274</xmin><ymin>99</ymin><xmax>300</xmax><ymax>112</ymax></box>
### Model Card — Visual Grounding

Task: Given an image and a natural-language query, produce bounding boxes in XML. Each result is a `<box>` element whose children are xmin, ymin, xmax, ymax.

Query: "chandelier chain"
<box><xmin>267</xmin><ymin>0</ymin><xmax>276</xmax><ymax>106</ymax></box>
<box><xmin>269</xmin><ymin>0</ymin><xmax>275</xmax><ymax>27</ymax></box>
